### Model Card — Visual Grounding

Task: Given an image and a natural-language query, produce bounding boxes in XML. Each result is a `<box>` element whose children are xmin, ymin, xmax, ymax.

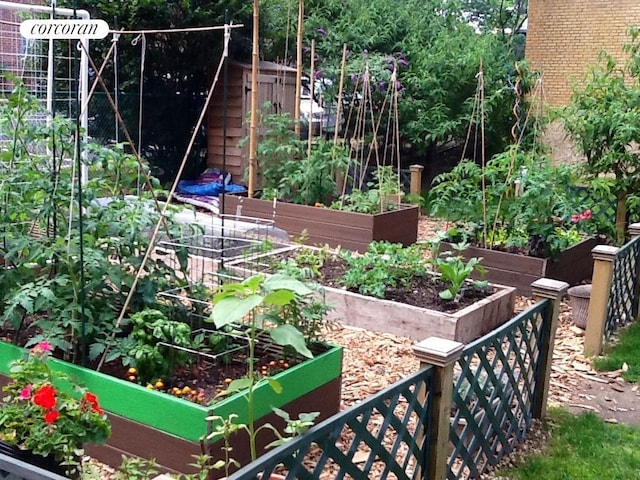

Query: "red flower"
<box><xmin>581</xmin><ymin>209</ymin><xmax>592</xmax><ymax>220</ymax></box>
<box><xmin>32</xmin><ymin>385</ymin><xmax>57</xmax><ymax>410</ymax></box>
<box><xmin>44</xmin><ymin>410</ymin><xmax>59</xmax><ymax>424</ymax></box>
<box><xmin>83</xmin><ymin>392</ymin><xmax>103</xmax><ymax>414</ymax></box>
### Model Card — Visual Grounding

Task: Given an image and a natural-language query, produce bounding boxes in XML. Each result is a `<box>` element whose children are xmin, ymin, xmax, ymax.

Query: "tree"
<box><xmin>264</xmin><ymin>0</ymin><xmax>524</xmax><ymax>163</ymax></box>
<box><xmin>563</xmin><ymin>28</ymin><xmax>640</xmax><ymax>244</ymax></box>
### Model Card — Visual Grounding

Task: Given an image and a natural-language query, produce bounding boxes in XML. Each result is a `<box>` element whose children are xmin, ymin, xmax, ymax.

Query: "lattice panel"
<box><xmin>448</xmin><ymin>300</ymin><xmax>549</xmax><ymax>480</ymax></box>
<box><xmin>224</xmin><ymin>367</ymin><xmax>436</xmax><ymax>480</ymax></box>
<box><xmin>606</xmin><ymin>236</ymin><xmax>640</xmax><ymax>336</ymax></box>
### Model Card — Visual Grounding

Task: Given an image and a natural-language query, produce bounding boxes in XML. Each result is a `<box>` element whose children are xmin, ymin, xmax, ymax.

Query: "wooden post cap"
<box><xmin>409</xmin><ymin>164</ymin><xmax>424</xmax><ymax>172</ymax></box>
<box><xmin>531</xmin><ymin>278</ymin><xmax>569</xmax><ymax>299</ymax></box>
<box><xmin>413</xmin><ymin>337</ymin><xmax>464</xmax><ymax>367</ymax></box>
<box><xmin>591</xmin><ymin>245</ymin><xmax>619</xmax><ymax>261</ymax></box>
<box><xmin>629</xmin><ymin>223</ymin><xmax>640</xmax><ymax>237</ymax></box>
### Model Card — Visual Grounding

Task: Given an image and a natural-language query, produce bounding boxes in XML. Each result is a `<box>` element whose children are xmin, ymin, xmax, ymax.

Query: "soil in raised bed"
<box><xmin>0</xmin><ymin>323</ymin><xmax>317</xmax><ymax>407</ymax></box>
<box><xmin>266</xmin><ymin>252</ymin><xmax>494</xmax><ymax>313</ymax></box>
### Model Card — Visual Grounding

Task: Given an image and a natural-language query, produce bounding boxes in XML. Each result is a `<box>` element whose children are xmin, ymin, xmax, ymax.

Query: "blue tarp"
<box><xmin>177</xmin><ymin>180</ymin><xmax>246</xmax><ymax>197</ymax></box>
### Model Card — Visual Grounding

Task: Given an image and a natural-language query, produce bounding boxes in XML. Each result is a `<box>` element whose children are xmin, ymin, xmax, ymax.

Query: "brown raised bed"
<box><xmin>222</xmin><ymin>195</ymin><xmax>420</xmax><ymax>252</ymax></box>
<box><xmin>440</xmin><ymin>237</ymin><xmax>603</xmax><ymax>296</ymax></box>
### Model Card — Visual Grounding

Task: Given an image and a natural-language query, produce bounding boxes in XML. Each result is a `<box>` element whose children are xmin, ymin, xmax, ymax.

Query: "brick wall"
<box><xmin>526</xmin><ymin>0</ymin><xmax>640</xmax><ymax>106</ymax></box>
<box><xmin>0</xmin><ymin>0</ymin><xmax>44</xmax><ymax>90</ymax></box>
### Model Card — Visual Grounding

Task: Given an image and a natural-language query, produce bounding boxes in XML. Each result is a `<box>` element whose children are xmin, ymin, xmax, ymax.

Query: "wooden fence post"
<box><xmin>628</xmin><ymin>223</ymin><xmax>640</xmax><ymax>239</ymax></box>
<box><xmin>584</xmin><ymin>245</ymin><xmax>619</xmax><ymax>356</ymax></box>
<box><xmin>531</xmin><ymin>278</ymin><xmax>568</xmax><ymax>419</ymax></box>
<box><xmin>409</xmin><ymin>164</ymin><xmax>424</xmax><ymax>196</ymax></box>
<box><xmin>412</xmin><ymin>337</ymin><xmax>464</xmax><ymax>480</ymax></box>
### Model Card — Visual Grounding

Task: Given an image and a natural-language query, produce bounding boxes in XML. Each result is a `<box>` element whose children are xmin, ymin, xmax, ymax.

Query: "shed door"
<box><xmin>243</xmin><ymin>71</ymin><xmax>297</xmax><ymax>122</ymax></box>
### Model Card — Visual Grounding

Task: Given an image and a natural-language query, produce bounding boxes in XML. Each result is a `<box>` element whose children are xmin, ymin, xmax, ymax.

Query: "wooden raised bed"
<box><xmin>0</xmin><ymin>340</ymin><xmax>342</xmax><ymax>477</ymax></box>
<box><xmin>222</xmin><ymin>195</ymin><xmax>420</xmax><ymax>252</ymax></box>
<box><xmin>321</xmin><ymin>282</ymin><xmax>516</xmax><ymax>343</ymax></box>
<box><xmin>440</xmin><ymin>237</ymin><xmax>603</xmax><ymax>296</ymax></box>
<box><xmin>227</xmin><ymin>249</ymin><xmax>516</xmax><ymax>344</ymax></box>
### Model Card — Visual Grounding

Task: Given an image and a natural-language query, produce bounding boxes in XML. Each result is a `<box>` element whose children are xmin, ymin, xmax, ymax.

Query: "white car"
<box><xmin>299</xmin><ymin>77</ymin><xmax>341</xmax><ymax>138</ymax></box>
<box><xmin>300</xmin><ymin>82</ymin><xmax>324</xmax><ymax>136</ymax></box>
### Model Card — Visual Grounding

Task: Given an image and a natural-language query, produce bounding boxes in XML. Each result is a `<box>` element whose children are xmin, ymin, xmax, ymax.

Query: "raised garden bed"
<box><xmin>0</xmin><ymin>340</ymin><xmax>342</xmax><ymax>477</ymax></box>
<box><xmin>440</xmin><ymin>237</ymin><xmax>603</xmax><ymax>296</ymax></box>
<box><xmin>222</xmin><ymin>195</ymin><xmax>420</xmax><ymax>252</ymax></box>
<box><xmin>227</xmin><ymin>247</ymin><xmax>516</xmax><ymax>344</ymax></box>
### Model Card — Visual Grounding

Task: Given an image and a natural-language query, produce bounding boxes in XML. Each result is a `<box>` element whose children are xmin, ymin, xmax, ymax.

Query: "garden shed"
<box><xmin>206</xmin><ymin>61</ymin><xmax>297</xmax><ymax>180</ymax></box>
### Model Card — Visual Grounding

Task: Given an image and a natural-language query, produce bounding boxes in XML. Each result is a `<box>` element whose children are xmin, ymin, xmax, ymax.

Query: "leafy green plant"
<box><xmin>428</xmin><ymin>146</ymin><xmax>596</xmax><ymax>257</ymax></box>
<box><xmin>0</xmin><ymin>81</ymin><xmax>188</xmax><ymax>366</ymax></box>
<box><xmin>0</xmin><ymin>341</ymin><xmax>111</xmax><ymax>477</ymax></box>
<box><xmin>340</xmin><ymin>241</ymin><xmax>427</xmax><ymax>298</ymax></box>
<box><xmin>435</xmin><ymin>243</ymin><xmax>488</xmax><ymax>302</ymax></box>
<box><xmin>248</xmin><ymin>109</ymin><xmax>351</xmax><ymax>206</ymax></box>
<box><xmin>128</xmin><ymin>309</ymin><xmax>193</xmax><ymax>385</ymax></box>
<box><xmin>562</xmin><ymin>26</ymin><xmax>640</xmax><ymax>244</ymax></box>
<box><xmin>265</xmin><ymin>407</ymin><xmax>320</xmax><ymax>449</ymax></box>
<box><xmin>207</xmin><ymin>273</ymin><xmax>317</xmax><ymax>462</ymax></box>
<box><xmin>272</xmin><ymin>245</ymin><xmax>331</xmax><ymax>281</ymax></box>
<box><xmin>334</xmin><ymin>165</ymin><xmax>403</xmax><ymax>214</ymax></box>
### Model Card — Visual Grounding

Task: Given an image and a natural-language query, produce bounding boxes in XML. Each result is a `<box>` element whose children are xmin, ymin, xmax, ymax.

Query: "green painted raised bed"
<box><xmin>0</xmin><ymin>340</ymin><xmax>343</xmax><ymax>475</ymax></box>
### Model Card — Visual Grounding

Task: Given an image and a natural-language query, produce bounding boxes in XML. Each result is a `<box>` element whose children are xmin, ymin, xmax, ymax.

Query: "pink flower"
<box><xmin>19</xmin><ymin>385</ymin><xmax>32</xmax><ymax>400</ymax></box>
<box><xmin>571</xmin><ymin>214</ymin><xmax>581</xmax><ymax>223</ymax></box>
<box><xmin>580</xmin><ymin>209</ymin><xmax>592</xmax><ymax>220</ymax></box>
<box><xmin>31</xmin><ymin>341</ymin><xmax>53</xmax><ymax>356</ymax></box>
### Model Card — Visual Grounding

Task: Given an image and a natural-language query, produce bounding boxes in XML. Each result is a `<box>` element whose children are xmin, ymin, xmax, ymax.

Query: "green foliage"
<box><xmin>333</xmin><ymin>165</ymin><xmax>403</xmax><ymax>214</ymax></box>
<box><xmin>208</xmin><ymin>273</ymin><xmax>323</xmax><ymax>461</ymax></box>
<box><xmin>435</xmin><ymin>243</ymin><xmax>487</xmax><ymax>301</ymax></box>
<box><xmin>128</xmin><ymin>309</ymin><xmax>193</xmax><ymax>385</ymax></box>
<box><xmin>497</xmin><ymin>408</ymin><xmax>640</xmax><ymax>479</ymax></box>
<box><xmin>0</xmin><ymin>81</ymin><xmax>187</xmax><ymax>365</ymax></box>
<box><xmin>265</xmin><ymin>407</ymin><xmax>320</xmax><ymax>448</ymax></box>
<box><xmin>268</xmin><ymin>0</ymin><xmax>526</xmax><ymax>160</ymax></box>
<box><xmin>252</xmin><ymin>110</ymin><xmax>350</xmax><ymax>205</ymax></box>
<box><xmin>274</xmin><ymin>245</ymin><xmax>331</xmax><ymax>281</ymax></box>
<box><xmin>0</xmin><ymin>342</ymin><xmax>111</xmax><ymax>476</ymax></box>
<box><xmin>428</xmin><ymin>146</ymin><xmax>597</xmax><ymax>257</ymax></box>
<box><xmin>562</xmin><ymin>27</ymin><xmax>640</xmax><ymax>244</ymax></box>
<box><xmin>339</xmin><ymin>241</ymin><xmax>427</xmax><ymax>298</ymax></box>
<box><xmin>593</xmin><ymin>321</ymin><xmax>640</xmax><ymax>383</ymax></box>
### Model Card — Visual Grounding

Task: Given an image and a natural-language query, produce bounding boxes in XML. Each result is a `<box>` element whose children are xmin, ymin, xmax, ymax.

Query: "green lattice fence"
<box><xmin>224</xmin><ymin>366</ymin><xmax>436</xmax><ymax>480</ymax></box>
<box><xmin>606</xmin><ymin>235</ymin><xmax>640</xmax><ymax>336</ymax></box>
<box><xmin>448</xmin><ymin>300</ymin><xmax>551</xmax><ymax>479</ymax></box>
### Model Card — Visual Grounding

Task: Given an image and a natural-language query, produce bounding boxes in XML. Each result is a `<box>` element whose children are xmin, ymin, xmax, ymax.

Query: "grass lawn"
<box><xmin>593</xmin><ymin>320</ymin><xmax>640</xmax><ymax>382</ymax></box>
<box><xmin>497</xmin><ymin>408</ymin><xmax>640</xmax><ymax>479</ymax></box>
